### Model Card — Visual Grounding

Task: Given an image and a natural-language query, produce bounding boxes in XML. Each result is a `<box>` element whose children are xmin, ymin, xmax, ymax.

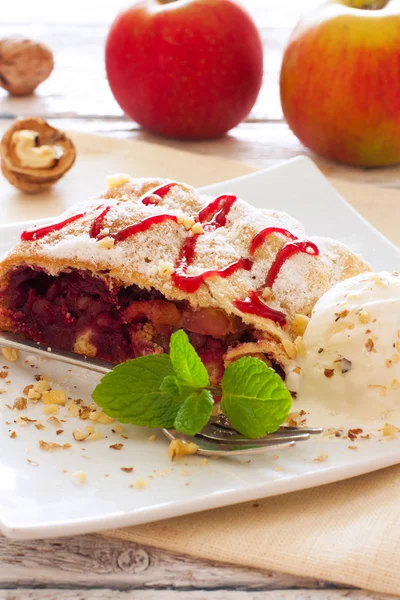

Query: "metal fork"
<box><xmin>0</xmin><ymin>331</ymin><xmax>323</xmax><ymax>456</ymax></box>
<box><xmin>164</xmin><ymin>415</ymin><xmax>323</xmax><ymax>457</ymax></box>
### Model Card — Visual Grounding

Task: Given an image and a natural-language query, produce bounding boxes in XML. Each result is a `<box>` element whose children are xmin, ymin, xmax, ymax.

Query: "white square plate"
<box><xmin>1</xmin><ymin>156</ymin><xmax>399</xmax><ymax>540</ymax></box>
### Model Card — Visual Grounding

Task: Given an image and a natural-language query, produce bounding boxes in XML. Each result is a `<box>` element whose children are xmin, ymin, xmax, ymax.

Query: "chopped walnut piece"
<box><xmin>28</xmin><ymin>388</ymin><xmax>41</xmax><ymax>401</ymax></box>
<box><xmin>112</xmin><ymin>423</ymin><xmax>125</xmax><ymax>434</ymax></box>
<box><xmin>13</xmin><ymin>396</ymin><xmax>27</xmax><ymax>410</ymax></box>
<box><xmin>313</xmin><ymin>452</ymin><xmax>328</xmax><ymax>462</ymax></box>
<box><xmin>0</xmin><ymin>370</ymin><xmax>8</xmax><ymax>378</ymax></box>
<box><xmin>365</xmin><ymin>339</ymin><xmax>374</xmax><ymax>353</ymax></box>
<box><xmin>293</xmin><ymin>336</ymin><xmax>306</xmax><ymax>358</ymax></box>
<box><xmin>41</xmin><ymin>389</ymin><xmax>67</xmax><ymax>405</ymax></box>
<box><xmin>34</xmin><ymin>422</ymin><xmax>45</xmax><ymax>430</ymax></box>
<box><xmin>73</xmin><ymin>426</ymin><xmax>95</xmax><ymax>442</ymax></box>
<box><xmin>110</xmin><ymin>443</ymin><xmax>124</xmax><ymax>450</ymax></box>
<box><xmin>1</xmin><ymin>347</ymin><xmax>19</xmax><ymax>362</ymax></box>
<box><xmin>348</xmin><ymin>428</ymin><xmax>363</xmax><ymax>442</ymax></box>
<box><xmin>382</xmin><ymin>423</ymin><xmax>399</xmax><ymax>440</ymax></box>
<box><xmin>335</xmin><ymin>310</ymin><xmax>349</xmax><ymax>320</ymax></box>
<box><xmin>282</xmin><ymin>339</ymin><xmax>297</xmax><ymax>360</ymax></box>
<box><xmin>23</xmin><ymin>384</ymin><xmax>33</xmax><ymax>395</ymax></box>
<box><xmin>106</xmin><ymin>173</ymin><xmax>131</xmax><ymax>189</ymax></box>
<box><xmin>191</xmin><ymin>222</ymin><xmax>203</xmax><ymax>235</ymax></box>
<box><xmin>168</xmin><ymin>439</ymin><xmax>199</xmax><ymax>461</ymax></box>
<box><xmin>324</xmin><ymin>368</ymin><xmax>335</xmax><ymax>378</ymax></box>
<box><xmin>357</xmin><ymin>310</ymin><xmax>370</xmax><ymax>324</ymax></box>
<box><xmin>158</xmin><ymin>260</ymin><xmax>174</xmax><ymax>278</ymax></box>
<box><xmin>96</xmin><ymin>236</ymin><xmax>115</xmax><ymax>250</ymax></box>
<box><xmin>133</xmin><ymin>478</ymin><xmax>147</xmax><ymax>490</ymax></box>
<box><xmin>9</xmin><ymin>430</ymin><xmax>17</xmax><ymax>439</ymax></box>
<box><xmin>121</xmin><ymin>467</ymin><xmax>134</xmax><ymax>473</ymax></box>
<box><xmin>88</xmin><ymin>409</ymin><xmax>114</xmax><ymax>424</ymax></box>
<box><xmin>39</xmin><ymin>440</ymin><xmax>71</xmax><ymax>451</ymax></box>
<box><xmin>43</xmin><ymin>404</ymin><xmax>59</xmax><ymax>415</ymax></box>
<box><xmin>285</xmin><ymin>410</ymin><xmax>307</xmax><ymax>427</ymax></box>
<box><xmin>183</xmin><ymin>216</ymin><xmax>195</xmax><ymax>230</ymax></box>
<box><xmin>293</xmin><ymin>314</ymin><xmax>310</xmax><ymax>337</ymax></box>
<box><xmin>34</xmin><ymin>379</ymin><xmax>51</xmax><ymax>393</ymax></box>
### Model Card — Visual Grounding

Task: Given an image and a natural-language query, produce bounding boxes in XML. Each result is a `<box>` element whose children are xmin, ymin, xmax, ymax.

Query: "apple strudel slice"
<box><xmin>0</xmin><ymin>176</ymin><xmax>371</xmax><ymax>387</ymax></box>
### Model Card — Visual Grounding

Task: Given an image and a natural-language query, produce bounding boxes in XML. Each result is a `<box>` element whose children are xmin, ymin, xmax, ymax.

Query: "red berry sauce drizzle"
<box><xmin>21</xmin><ymin>184</ymin><xmax>319</xmax><ymax>326</ymax></box>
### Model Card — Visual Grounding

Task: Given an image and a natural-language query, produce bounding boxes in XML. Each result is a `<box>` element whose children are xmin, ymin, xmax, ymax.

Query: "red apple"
<box><xmin>105</xmin><ymin>0</ymin><xmax>263</xmax><ymax>140</ymax></box>
<box><xmin>280</xmin><ymin>0</ymin><xmax>400</xmax><ymax>167</ymax></box>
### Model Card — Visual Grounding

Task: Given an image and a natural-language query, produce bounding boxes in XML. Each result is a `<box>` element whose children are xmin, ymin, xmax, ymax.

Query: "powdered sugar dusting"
<box><xmin>0</xmin><ymin>177</ymin><xmax>371</xmax><ymax>338</ymax></box>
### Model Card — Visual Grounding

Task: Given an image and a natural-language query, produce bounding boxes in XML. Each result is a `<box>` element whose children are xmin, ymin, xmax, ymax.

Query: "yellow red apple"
<box><xmin>105</xmin><ymin>0</ymin><xmax>263</xmax><ymax>140</ymax></box>
<box><xmin>280</xmin><ymin>0</ymin><xmax>400</xmax><ymax>167</ymax></box>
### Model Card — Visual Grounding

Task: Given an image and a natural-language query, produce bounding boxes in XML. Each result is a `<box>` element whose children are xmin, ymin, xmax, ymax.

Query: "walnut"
<box><xmin>1</xmin><ymin>117</ymin><xmax>76</xmax><ymax>193</ymax></box>
<box><xmin>0</xmin><ymin>38</ymin><xmax>53</xmax><ymax>96</ymax></box>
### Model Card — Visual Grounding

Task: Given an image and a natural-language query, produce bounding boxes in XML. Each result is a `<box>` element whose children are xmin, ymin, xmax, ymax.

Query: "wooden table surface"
<box><xmin>0</xmin><ymin>2</ymin><xmax>396</xmax><ymax>598</ymax></box>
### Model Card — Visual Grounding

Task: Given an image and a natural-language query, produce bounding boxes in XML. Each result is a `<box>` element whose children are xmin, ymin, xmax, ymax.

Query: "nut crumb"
<box><xmin>348</xmin><ymin>428</ymin><xmax>362</xmax><ymax>441</ymax></box>
<box><xmin>148</xmin><ymin>434</ymin><xmax>157</xmax><ymax>442</ymax></box>
<box><xmin>110</xmin><ymin>443</ymin><xmax>124</xmax><ymax>450</ymax></box>
<box><xmin>313</xmin><ymin>452</ymin><xmax>329</xmax><ymax>463</ymax></box>
<box><xmin>96</xmin><ymin>236</ymin><xmax>115</xmax><ymax>250</ymax></box>
<box><xmin>382</xmin><ymin>423</ymin><xmax>399</xmax><ymax>440</ymax></box>
<box><xmin>39</xmin><ymin>440</ymin><xmax>71</xmax><ymax>451</ymax></box>
<box><xmin>121</xmin><ymin>467</ymin><xmax>134</xmax><ymax>473</ymax></box>
<box><xmin>168</xmin><ymin>439</ymin><xmax>199</xmax><ymax>461</ymax></box>
<box><xmin>112</xmin><ymin>423</ymin><xmax>125</xmax><ymax>434</ymax></box>
<box><xmin>13</xmin><ymin>397</ymin><xmax>27</xmax><ymax>410</ymax></box>
<box><xmin>132</xmin><ymin>478</ymin><xmax>147</xmax><ymax>490</ymax></box>
<box><xmin>348</xmin><ymin>445</ymin><xmax>358</xmax><ymax>451</ymax></box>
<box><xmin>43</xmin><ymin>404</ymin><xmax>59</xmax><ymax>415</ymax></box>
<box><xmin>324</xmin><ymin>368</ymin><xmax>335</xmax><ymax>378</ymax></box>
<box><xmin>2</xmin><ymin>347</ymin><xmax>19</xmax><ymax>362</ymax></box>
<box><xmin>9</xmin><ymin>430</ymin><xmax>17</xmax><ymax>439</ymax></box>
<box><xmin>42</xmin><ymin>389</ymin><xmax>66</xmax><ymax>405</ymax></box>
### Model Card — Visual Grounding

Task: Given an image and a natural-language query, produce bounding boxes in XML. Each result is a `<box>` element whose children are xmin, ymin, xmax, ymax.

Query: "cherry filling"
<box><xmin>1</xmin><ymin>267</ymin><xmax>269</xmax><ymax>383</ymax></box>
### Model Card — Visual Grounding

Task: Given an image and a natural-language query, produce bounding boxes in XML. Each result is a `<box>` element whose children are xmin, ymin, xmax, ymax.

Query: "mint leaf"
<box><xmin>174</xmin><ymin>389</ymin><xmax>214</xmax><ymax>436</ymax></box>
<box><xmin>170</xmin><ymin>330</ymin><xmax>209</xmax><ymax>389</ymax></box>
<box><xmin>92</xmin><ymin>355</ymin><xmax>182</xmax><ymax>428</ymax></box>
<box><xmin>221</xmin><ymin>357</ymin><xmax>292</xmax><ymax>438</ymax></box>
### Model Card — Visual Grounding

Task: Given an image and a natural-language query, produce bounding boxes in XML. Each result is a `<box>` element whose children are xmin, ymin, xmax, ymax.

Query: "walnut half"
<box><xmin>0</xmin><ymin>117</ymin><xmax>76</xmax><ymax>193</ymax></box>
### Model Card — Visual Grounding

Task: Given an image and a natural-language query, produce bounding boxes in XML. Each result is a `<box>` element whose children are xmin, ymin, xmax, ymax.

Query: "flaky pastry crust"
<box><xmin>0</xmin><ymin>177</ymin><xmax>371</xmax><ymax>358</ymax></box>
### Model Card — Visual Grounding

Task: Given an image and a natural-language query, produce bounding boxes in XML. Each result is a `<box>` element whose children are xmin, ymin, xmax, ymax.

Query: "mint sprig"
<box><xmin>221</xmin><ymin>357</ymin><xmax>293</xmax><ymax>437</ymax></box>
<box><xmin>92</xmin><ymin>330</ymin><xmax>292</xmax><ymax>438</ymax></box>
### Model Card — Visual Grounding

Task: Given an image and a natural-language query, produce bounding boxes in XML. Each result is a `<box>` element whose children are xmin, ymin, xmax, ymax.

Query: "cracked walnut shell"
<box><xmin>0</xmin><ymin>38</ymin><xmax>54</xmax><ymax>96</ymax></box>
<box><xmin>0</xmin><ymin>117</ymin><xmax>76</xmax><ymax>193</ymax></box>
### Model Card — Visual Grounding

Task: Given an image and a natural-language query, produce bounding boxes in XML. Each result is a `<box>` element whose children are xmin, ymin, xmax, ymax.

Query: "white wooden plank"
<box><xmin>0</xmin><ymin>589</ymin><xmax>387</xmax><ymax>599</ymax></box>
<box><xmin>0</xmin><ymin>534</ymin><xmax>325</xmax><ymax>590</ymax></box>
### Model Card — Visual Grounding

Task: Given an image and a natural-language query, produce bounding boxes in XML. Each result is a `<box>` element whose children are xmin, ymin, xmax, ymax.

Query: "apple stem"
<box><xmin>345</xmin><ymin>0</ymin><xmax>389</xmax><ymax>8</ymax></box>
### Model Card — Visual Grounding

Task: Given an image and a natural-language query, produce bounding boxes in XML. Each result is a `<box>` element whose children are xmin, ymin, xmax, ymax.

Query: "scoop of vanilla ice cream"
<box><xmin>295</xmin><ymin>271</ymin><xmax>400</xmax><ymax>420</ymax></box>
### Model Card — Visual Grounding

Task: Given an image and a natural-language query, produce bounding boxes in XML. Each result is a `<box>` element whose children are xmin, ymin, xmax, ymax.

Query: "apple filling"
<box><xmin>1</xmin><ymin>267</ymin><xmax>285</xmax><ymax>383</ymax></box>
